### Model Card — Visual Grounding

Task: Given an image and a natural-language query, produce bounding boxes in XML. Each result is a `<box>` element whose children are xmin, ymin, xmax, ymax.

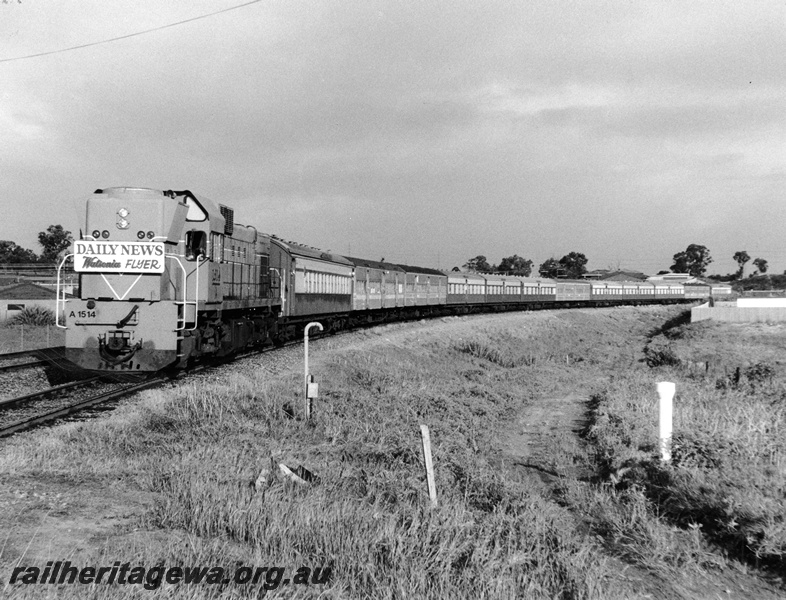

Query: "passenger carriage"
<box><xmin>446</xmin><ymin>272</ymin><xmax>487</xmax><ymax>306</ymax></box>
<box><xmin>344</xmin><ymin>257</ymin><xmax>406</xmax><ymax>311</ymax></box>
<box><xmin>555</xmin><ymin>280</ymin><xmax>591</xmax><ymax>303</ymax></box>
<box><xmin>395</xmin><ymin>264</ymin><xmax>447</xmax><ymax>307</ymax></box>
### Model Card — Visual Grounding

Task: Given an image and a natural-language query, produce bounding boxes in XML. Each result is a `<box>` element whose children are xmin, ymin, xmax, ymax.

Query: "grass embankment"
<box><xmin>1</xmin><ymin>306</ymin><xmax>783</xmax><ymax>598</ymax></box>
<box><xmin>1</xmin><ymin>308</ymin><xmax>672</xmax><ymax>599</ymax></box>
<box><xmin>572</xmin><ymin>315</ymin><xmax>786</xmax><ymax>575</ymax></box>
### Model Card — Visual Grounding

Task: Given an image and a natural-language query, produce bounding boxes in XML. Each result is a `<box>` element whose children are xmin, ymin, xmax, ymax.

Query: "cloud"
<box><xmin>2</xmin><ymin>1</ymin><xmax>785</xmax><ymax>274</ymax></box>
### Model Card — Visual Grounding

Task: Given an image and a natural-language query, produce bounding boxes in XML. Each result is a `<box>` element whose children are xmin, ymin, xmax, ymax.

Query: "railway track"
<box><xmin>0</xmin><ymin>331</ymin><xmax>343</xmax><ymax>439</ymax></box>
<box><xmin>0</xmin><ymin>375</ymin><xmax>166</xmax><ymax>438</ymax></box>
<box><xmin>0</xmin><ymin>359</ymin><xmax>49</xmax><ymax>374</ymax></box>
<box><xmin>0</xmin><ymin>347</ymin><xmax>66</xmax><ymax>362</ymax></box>
<box><xmin>0</xmin><ymin>347</ymin><xmax>67</xmax><ymax>373</ymax></box>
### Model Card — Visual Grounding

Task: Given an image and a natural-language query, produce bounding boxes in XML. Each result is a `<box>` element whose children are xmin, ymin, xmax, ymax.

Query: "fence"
<box><xmin>0</xmin><ymin>324</ymin><xmax>64</xmax><ymax>352</ymax></box>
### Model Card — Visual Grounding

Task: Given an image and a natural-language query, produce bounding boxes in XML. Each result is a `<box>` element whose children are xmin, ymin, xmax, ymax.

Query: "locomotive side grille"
<box><xmin>220</xmin><ymin>205</ymin><xmax>234</xmax><ymax>236</ymax></box>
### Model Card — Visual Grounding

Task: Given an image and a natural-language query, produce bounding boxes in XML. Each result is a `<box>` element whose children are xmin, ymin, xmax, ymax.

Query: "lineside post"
<box><xmin>420</xmin><ymin>424</ymin><xmax>438</xmax><ymax>507</ymax></box>
<box><xmin>304</xmin><ymin>322</ymin><xmax>323</xmax><ymax>420</ymax></box>
<box><xmin>657</xmin><ymin>382</ymin><xmax>675</xmax><ymax>463</ymax></box>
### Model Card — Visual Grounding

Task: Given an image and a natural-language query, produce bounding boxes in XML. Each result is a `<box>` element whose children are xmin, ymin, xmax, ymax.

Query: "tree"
<box><xmin>732</xmin><ymin>250</ymin><xmax>750</xmax><ymax>279</ymax></box>
<box><xmin>559</xmin><ymin>252</ymin><xmax>588</xmax><ymax>279</ymax></box>
<box><xmin>0</xmin><ymin>240</ymin><xmax>38</xmax><ymax>263</ymax></box>
<box><xmin>497</xmin><ymin>255</ymin><xmax>533</xmax><ymax>277</ymax></box>
<box><xmin>38</xmin><ymin>224</ymin><xmax>73</xmax><ymax>263</ymax></box>
<box><xmin>463</xmin><ymin>255</ymin><xmax>493</xmax><ymax>273</ymax></box>
<box><xmin>752</xmin><ymin>258</ymin><xmax>768</xmax><ymax>276</ymax></box>
<box><xmin>670</xmin><ymin>244</ymin><xmax>712</xmax><ymax>277</ymax></box>
<box><xmin>538</xmin><ymin>257</ymin><xmax>564</xmax><ymax>278</ymax></box>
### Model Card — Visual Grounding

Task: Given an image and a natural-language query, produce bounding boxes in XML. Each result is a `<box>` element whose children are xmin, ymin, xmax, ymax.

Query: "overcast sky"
<box><xmin>2</xmin><ymin>1</ymin><xmax>784</xmax><ymax>275</ymax></box>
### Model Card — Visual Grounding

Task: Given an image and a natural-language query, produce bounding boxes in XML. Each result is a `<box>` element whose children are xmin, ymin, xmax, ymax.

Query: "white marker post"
<box><xmin>657</xmin><ymin>381</ymin><xmax>675</xmax><ymax>463</ymax></box>
<box><xmin>304</xmin><ymin>322</ymin><xmax>323</xmax><ymax>420</ymax></box>
<box><xmin>420</xmin><ymin>424</ymin><xmax>438</xmax><ymax>508</ymax></box>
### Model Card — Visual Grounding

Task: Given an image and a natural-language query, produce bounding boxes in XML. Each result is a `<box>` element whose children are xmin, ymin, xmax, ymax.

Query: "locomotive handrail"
<box><xmin>165</xmin><ymin>254</ymin><xmax>188</xmax><ymax>331</ymax></box>
<box><xmin>55</xmin><ymin>253</ymin><xmax>74</xmax><ymax>329</ymax></box>
<box><xmin>189</xmin><ymin>256</ymin><xmax>203</xmax><ymax>331</ymax></box>
<box><xmin>166</xmin><ymin>253</ymin><xmax>202</xmax><ymax>332</ymax></box>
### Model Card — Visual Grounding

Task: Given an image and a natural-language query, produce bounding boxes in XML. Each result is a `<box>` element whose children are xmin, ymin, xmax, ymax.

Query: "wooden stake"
<box><xmin>420</xmin><ymin>424</ymin><xmax>437</xmax><ymax>507</ymax></box>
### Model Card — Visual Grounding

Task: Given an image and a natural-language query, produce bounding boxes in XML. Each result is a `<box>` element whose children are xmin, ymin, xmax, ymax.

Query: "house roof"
<box><xmin>0</xmin><ymin>282</ymin><xmax>74</xmax><ymax>300</ymax></box>
<box><xmin>604</xmin><ymin>270</ymin><xmax>649</xmax><ymax>281</ymax></box>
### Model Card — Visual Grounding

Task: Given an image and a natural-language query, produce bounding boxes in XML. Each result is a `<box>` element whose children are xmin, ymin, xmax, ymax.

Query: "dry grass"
<box><xmin>2</xmin><ymin>311</ymin><xmax>642</xmax><ymax>599</ymax></box>
<box><xmin>2</xmin><ymin>306</ymin><xmax>783</xmax><ymax>598</ymax></box>
<box><xmin>574</xmin><ymin>313</ymin><xmax>786</xmax><ymax>574</ymax></box>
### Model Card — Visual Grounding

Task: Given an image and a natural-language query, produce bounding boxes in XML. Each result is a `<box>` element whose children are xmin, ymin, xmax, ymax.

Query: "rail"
<box><xmin>0</xmin><ymin>347</ymin><xmax>65</xmax><ymax>362</ymax></box>
<box><xmin>0</xmin><ymin>359</ymin><xmax>48</xmax><ymax>374</ymax></box>
<box><xmin>0</xmin><ymin>376</ymin><xmax>103</xmax><ymax>410</ymax></box>
<box><xmin>0</xmin><ymin>376</ymin><xmax>162</xmax><ymax>438</ymax></box>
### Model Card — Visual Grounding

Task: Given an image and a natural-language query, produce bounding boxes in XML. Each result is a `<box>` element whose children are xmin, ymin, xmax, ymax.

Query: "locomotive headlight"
<box><xmin>147</xmin><ymin>231</ymin><xmax>155</xmax><ymax>239</ymax></box>
<box><xmin>116</xmin><ymin>207</ymin><xmax>130</xmax><ymax>230</ymax></box>
<box><xmin>137</xmin><ymin>231</ymin><xmax>145</xmax><ymax>239</ymax></box>
<box><xmin>102</xmin><ymin>230</ymin><xmax>110</xmax><ymax>238</ymax></box>
<box><xmin>91</xmin><ymin>229</ymin><xmax>100</xmax><ymax>239</ymax></box>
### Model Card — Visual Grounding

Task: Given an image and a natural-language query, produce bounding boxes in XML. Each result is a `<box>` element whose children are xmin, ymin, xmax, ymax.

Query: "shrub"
<box><xmin>7</xmin><ymin>306</ymin><xmax>56</xmax><ymax>326</ymax></box>
<box><xmin>643</xmin><ymin>346</ymin><xmax>680</xmax><ymax>368</ymax></box>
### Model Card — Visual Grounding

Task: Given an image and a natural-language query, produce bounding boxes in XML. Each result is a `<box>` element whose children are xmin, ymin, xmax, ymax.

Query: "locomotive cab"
<box><xmin>63</xmin><ymin>188</ymin><xmax>222</xmax><ymax>371</ymax></box>
<box><xmin>61</xmin><ymin>187</ymin><xmax>283</xmax><ymax>373</ymax></box>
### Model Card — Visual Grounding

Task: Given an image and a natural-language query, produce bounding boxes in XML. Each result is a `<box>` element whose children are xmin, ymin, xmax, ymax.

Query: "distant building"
<box><xmin>605</xmin><ymin>270</ymin><xmax>648</xmax><ymax>282</ymax></box>
<box><xmin>647</xmin><ymin>273</ymin><xmax>697</xmax><ymax>283</ymax></box>
<box><xmin>582</xmin><ymin>270</ymin><xmax>608</xmax><ymax>280</ymax></box>
<box><xmin>583</xmin><ymin>269</ymin><xmax>649</xmax><ymax>281</ymax></box>
<box><xmin>0</xmin><ymin>282</ymin><xmax>72</xmax><ymax>323</ymax></box>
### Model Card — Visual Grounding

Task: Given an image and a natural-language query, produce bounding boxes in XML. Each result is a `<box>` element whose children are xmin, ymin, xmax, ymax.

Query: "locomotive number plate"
<box><xmin>69</xmin><ymin>310</ymin><xmax>97</xmax><ymax>319</ymax></box>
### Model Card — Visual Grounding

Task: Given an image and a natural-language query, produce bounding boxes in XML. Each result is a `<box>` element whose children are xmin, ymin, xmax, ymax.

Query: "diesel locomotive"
<box><xmin>57</xmin><ymin>187</ymin><xmax>712</xmax><ymax>374</ymax></box>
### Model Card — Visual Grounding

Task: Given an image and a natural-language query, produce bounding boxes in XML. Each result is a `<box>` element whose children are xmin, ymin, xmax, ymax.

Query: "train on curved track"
<box><xmin>57</xmin><ymin>187</ymin><xmax>723</xmax><ymax>373</ymax></box>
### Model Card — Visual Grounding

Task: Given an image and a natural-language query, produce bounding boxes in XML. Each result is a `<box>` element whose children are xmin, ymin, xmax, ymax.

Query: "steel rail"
<box><xmin>0</xmin><ymin>359</ymin><xmax>49</xmax><ymax>373</ymax></box>
<box><xmin>0</xmin><ymin>377</ymin><xmax>104</xmax><ymax>410</ymax></box>
<box><xmin>0</xmin><ymin>347</ymin><xmax>65</xmax><ymax>362</ymax></box>
<box><xmin>0</xmin><ymin>377</ymin><xmax>166</xmax><ymax>438</ymax></box>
